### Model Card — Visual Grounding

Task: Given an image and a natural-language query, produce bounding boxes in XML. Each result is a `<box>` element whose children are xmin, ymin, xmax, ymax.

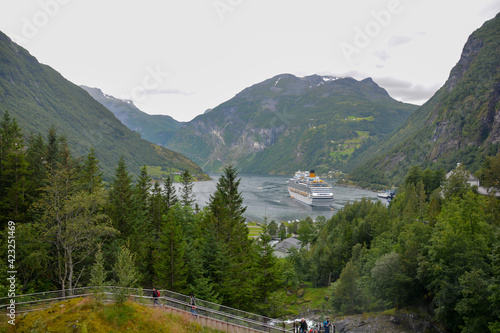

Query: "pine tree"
<box><xmin>25</xmin><ymin>133</ymin><xmax>47</xmax><ymax>205</ymax></box>
<box><xmin>0</xmin><ymin>112</ymin><xmax>29</xmax><ymax>224</ymax></box>
<box><xmin>131</xmin><ymin>166</ymin><xmax>154</xmax><ymax>287</ymax></box>
<box><xmin>179</xmin><ymin>170</ymin><xmax>195</xmax><ymax>208</ymax></box>
<box><xmin>131</xmin><ymin>165</ymin><xmax>152</xmax><ymax>235</ymax></box>
<box><xmin>45</xmin><ymin>126</ymin><xmax>60</xmax><ymax>172</ymax></box>
<box><xmin>79</xmin><ymin>148</ymin><xmax>103</xmax><ymax>194</ymax></box>
<box><xmin>156</xmin><ymin>207</ymin><xmax>187</xmax><ymax>292</ymax></box>
<box><xmin>108</xmin><ymin>156</ymin><xmax>134</xmax><ymax>238</ymax></box>
<box><xmin>208</xmin><ymin>165</ymin><xmax>248</xmax><ymax>246</ymax></box>
<box><xmin>150</xmin><ymin>180</ymin><xmax>164</xmax><ymax>239</ymax></box>
<box><xmin>205</xmin><ymin>166</ymin><xmax>256</xmax><ymax>309</ymax></box>
<box><xmin>163</xmin><ymin>176</ymin><xmax>178</xmax><ymax>209</ymax></box>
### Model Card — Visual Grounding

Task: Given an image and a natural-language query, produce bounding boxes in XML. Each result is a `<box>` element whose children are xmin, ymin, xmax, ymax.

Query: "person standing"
<box><xmin>190</xmin><ymin>293</ymin><xmax>198</xmax><ymax>317</ymax></box>
<box><xmin>300</xmin><ymin>319</ymin><xmax>308</xmax><ymax>333</ymax></box>
<box><xmin>323</xmin><ymin>318</ymin><xmax>331</xmax><ymax>333</ymax></box>
<box><xmin>152</xmin><ymin>288</ymin><xmax>160</xmax><ymax>306</ymax></box>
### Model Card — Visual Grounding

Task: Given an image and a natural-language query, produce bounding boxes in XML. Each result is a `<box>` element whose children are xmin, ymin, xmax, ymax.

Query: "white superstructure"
<box><xmin>287</xmin><ymin>170</ymin><xmax>334</xmax><ymax>207</ymax></box>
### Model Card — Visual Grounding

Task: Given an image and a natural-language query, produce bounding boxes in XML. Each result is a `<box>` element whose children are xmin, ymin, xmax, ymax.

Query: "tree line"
<box><xmin>0</xmin><ymin>111</ymin><xmax>286</xmax><ymax>313</ymax></box>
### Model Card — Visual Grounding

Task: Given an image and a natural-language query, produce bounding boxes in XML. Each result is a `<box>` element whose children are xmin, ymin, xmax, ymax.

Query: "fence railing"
<box><xmin>0</xmin><ymin>287</ymin><xmax>294</xmax><ymax>333</ymax></box>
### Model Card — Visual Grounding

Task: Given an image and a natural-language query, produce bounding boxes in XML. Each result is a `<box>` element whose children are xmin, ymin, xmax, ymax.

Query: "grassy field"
<box><xmin>0</xmin><ymin>298</ymin><xmax>223</xmax><ymax>333</ymax></box>
<box><xmin>247</xmin><ymin>222</ymin><xmax>263</xmax><ymax>238</ymax></box>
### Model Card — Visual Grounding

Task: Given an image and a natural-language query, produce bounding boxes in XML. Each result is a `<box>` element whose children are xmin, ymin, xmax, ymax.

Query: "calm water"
<box><xmin>175</xmin><ymin>174</ymin><xmax>380</xmax><ymax>222</ymax></box>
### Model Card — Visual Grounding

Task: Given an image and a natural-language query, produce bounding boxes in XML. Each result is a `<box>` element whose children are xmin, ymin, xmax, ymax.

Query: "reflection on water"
<box><xmin>174</xmin><ymin>174</ymin><xmax>380</xmax><ymax>222</ymax></box>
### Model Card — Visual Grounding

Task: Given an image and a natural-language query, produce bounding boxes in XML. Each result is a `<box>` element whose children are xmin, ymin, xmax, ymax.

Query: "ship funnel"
<box><xmin>310</xmin><ymin>170</ymin><xmax>316</xmax><ymax>178</ymax></box>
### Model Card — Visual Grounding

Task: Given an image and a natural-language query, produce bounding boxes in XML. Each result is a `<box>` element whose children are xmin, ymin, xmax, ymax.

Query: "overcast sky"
<box><xmin>1</xmin><ymin>0</ymin><xmax>499</xmax><ymax>122</ymax></box>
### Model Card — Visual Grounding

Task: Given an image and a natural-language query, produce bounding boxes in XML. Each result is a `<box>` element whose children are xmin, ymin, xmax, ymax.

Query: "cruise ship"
<box><xmin>287</xmin><ymin>170</ymin><xmax>334</xmax><ymax>206</ymax></box>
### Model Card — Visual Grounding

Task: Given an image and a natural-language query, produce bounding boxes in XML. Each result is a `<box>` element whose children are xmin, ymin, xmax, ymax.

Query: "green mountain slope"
<box><xmin>165</xmin><ymin>74</ymin><xmax>417</xmax><ymax>174</ymax></box>
<box><xmin>349</xmin><ymin>13</ymin><xmax>500</xmax><ymax>187</ymax></box>
<box><xmin>81</xmin><ymin>86</ymin><xmax>183</xmax><ymax>146</ymax></box>
<box><xmin>0</xmin><ymin>31</ymin><xmax>207</xmax><ymax>180</ymax></box>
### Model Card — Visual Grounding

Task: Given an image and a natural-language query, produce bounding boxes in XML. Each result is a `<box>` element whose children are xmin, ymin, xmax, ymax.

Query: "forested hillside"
<box><xmin>0</xmin><ymin>31</ymin><xmax>206</xmax><ymax>180</ymax></box>
<box><xmin>348</xmin><ymin>13</ymin><xmax>500</xmax><ymax>188</ymax></box>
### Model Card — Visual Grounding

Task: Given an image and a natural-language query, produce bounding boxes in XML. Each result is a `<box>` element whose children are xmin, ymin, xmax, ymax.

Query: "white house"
<box><xmin>445</xmin><ymin>163</ymin><xmax>480</xmax><ymax>187</ymax></box>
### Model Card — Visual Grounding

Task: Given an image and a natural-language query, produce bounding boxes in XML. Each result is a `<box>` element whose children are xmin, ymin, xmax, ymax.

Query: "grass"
<box><xmin>272</xmin><ymin>283</ymin><xmax>330</xmax><ymax>316</ymax></box>
<box><xmin>329</xmin><ymin>130</ymin><xmax>373</xmax><ymax>161</ymax></box>
<box><xmin>247</xmin><ymin>222</ymin><xmax>263</xmax><ymax>238</ymax></box>
<box><xmin>0</xmin><ymin>297</ymin><xmax>224</xmax><ymax>333</ymax></box>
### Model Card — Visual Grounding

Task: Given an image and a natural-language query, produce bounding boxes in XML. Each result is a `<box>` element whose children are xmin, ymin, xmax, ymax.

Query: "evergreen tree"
<box><xmin>208</xmin><ymin>165</ymin><xmax>247</xmax><ymax>246</ymax></box>
<box><xmin>108</xmin><ymin>156</ymin><xmax>134</xmax><ymax>238</ymax></box>
<box><xmin>255</xmin><ymin>223</ymin><xmax>281</xmax><ymax>303</ymax></box>
<box><xmin>25</xmin><ymin>133</ymin><xmax>47</xmax><ymax>205</ymax></box>
<box><xmin>113</xmin><ymin>243</ymin><xmax>140</xmax><ymax>304</ymax></box>
<box><xmin>149</xmin><ymin>180</ymin><xmax>165</xmax><ymax>239</ymax></box>
<box><xmin>206</xmin><ymin>166</ymin><xmax>256</xmax><ymax>309</ymax></box>
<box><xmin>131</xmin><ymin>165</ymin><xmax>152</xmax><ymax>236</ymax></box>
<box><xmin>0</xmin><ymin>112</ymin><xmax>29</xmax><ymax>224</ymax></box>
<box><xmin>156</xmin><ymin>207</ymin><xmax>188</xmax><ymax>292</ymax></box>
<box><xmin>163</xmin><ymin>176</ymin><xmax>178</xmax><ymax>209</ymax></box>
<box><xmin>45</xmin><ymin>126</ymin><xmax>61</xmax><ymax>171</ymax></box>
<box><xmin>90</xmin><ymin>244</ymin><xmax>107</xmax><ymax>304</ymax></box>
<box><xmin>79</xmin><ymin>148</ymin><xmax>103</xmax><ymax>194</ymax></box>
<box><xmin>179</xmin><ymin>170</ymin><xmax>195</xmax><ymax>208</ymax></box>
<box><xmin>132</xmin><ymin>166</ymin><xmax>154</xmax><ymax>287</ymax></box>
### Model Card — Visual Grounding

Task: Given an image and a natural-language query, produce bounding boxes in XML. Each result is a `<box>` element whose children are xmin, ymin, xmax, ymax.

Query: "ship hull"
<box><xmin>288</xmin><ymin>183</ymin><xmax>333</xmax><ymax>207</ymax></box>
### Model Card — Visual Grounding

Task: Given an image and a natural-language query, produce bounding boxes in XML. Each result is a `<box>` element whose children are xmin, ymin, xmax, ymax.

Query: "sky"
<box><xmin>1</xmin><ymin>0</ymin><xmax>499</xmax><ymax>122</ymax></box>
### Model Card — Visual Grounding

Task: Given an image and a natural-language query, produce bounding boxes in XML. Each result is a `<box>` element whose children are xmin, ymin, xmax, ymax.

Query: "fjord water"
<box><xmin>177</xmin><ymin>174</ymin><xmax>380</xmax><ymax>222</ymax></box>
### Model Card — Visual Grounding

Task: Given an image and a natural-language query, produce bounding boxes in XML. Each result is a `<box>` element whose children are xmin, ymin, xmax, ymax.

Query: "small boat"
<box><xmin>377</xmin><ymin>190</ymin><xmax>394</xmax><ymax>199</ymax></box>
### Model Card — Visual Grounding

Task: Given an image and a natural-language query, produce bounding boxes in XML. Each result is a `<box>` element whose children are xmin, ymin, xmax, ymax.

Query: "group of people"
<box><xmin>152</xmin><ymin>290</ymin><xmax>334</xmax><ymax>329</ymax></box>
<box><xmin>299</xmin><ymin>318</ymin><xmax>335</xmax><ymax>333</ymax></box>
<box><xmin>151</xmin><ymin>288</ymin><xmax>198</xmax><ymax>317</ymax></box>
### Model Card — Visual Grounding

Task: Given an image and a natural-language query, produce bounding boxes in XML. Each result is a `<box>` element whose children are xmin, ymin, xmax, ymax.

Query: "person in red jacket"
<box><xmin>152</xmin><ymin>288</ymin><xmax>160</xmax><ymax>306</ymax></box>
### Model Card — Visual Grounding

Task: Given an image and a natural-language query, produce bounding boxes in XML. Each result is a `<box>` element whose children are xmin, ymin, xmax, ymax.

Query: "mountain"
<box><xmin>165</xmin><ymin>74</ymin><xmax>417</xmax><ymax>174</ymax></box>
<box><xmin>0</xmin><ymin>31</ymin><xmax>208</xmax><ymax>180</ymax></box>
<box><xmin>348</xmin><ymin>13</ymin><xmax>500</xmax><ymax>187</ymax></box>
<box><xmin>80</xmin><ymin>86</ymin><xmax>183</xmax><ymax>146</ymax></box>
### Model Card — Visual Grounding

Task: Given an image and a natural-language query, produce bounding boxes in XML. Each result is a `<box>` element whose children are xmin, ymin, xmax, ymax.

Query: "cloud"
<box><xmin>373</xmin><ymin>49</ymin><xmax>390</xmax><ymax>62</ymax></box>
<box><xmin>374</xmin><ymin>76</ymin><xmax>441</xmax><ymax>105</ymax></box>
<box><xmin>388</xmin><ymin>35</ymin><xmax>413</xmax><ymax>47</ymax></box>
